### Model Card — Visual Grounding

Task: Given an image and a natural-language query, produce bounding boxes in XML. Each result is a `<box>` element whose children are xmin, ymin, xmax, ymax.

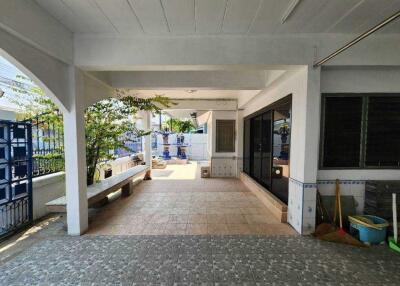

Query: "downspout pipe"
<box><xmin>313</xmin><ymin>10</ymin><xmax>400</xmax><ymax>67</ymax></box>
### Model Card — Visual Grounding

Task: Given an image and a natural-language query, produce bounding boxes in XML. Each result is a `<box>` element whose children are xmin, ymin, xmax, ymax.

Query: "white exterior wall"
<box><xmin>32</xmin><ymin>172</ymin><xmax>65</xmax><ymax>220</ymax></box>
<box><xmin>208</xmin><ymin>110</ymin><xmax>239</xmax><ymax>177</ymax></box>
<box><xmin>318</xmin><ymin>67</ymin><xmax>400</xmax><ymax>214</ymax></box>
<box><xmin>0</xmin><ymin>110</ymin><xmax>16</xmax><ymax>121</ymax></box>
<box><xmin>236</xmin><ymin>110</ymin><xmax>244</xmax><ymax>175</ymax></box>
<box><xmin>32</xmin><ymin>156</ymin><xmax>138</xmax><ymax>221</ymax></box>
<box><xmin>242</xmin><ymin>67</ymin><xmax>320</xmax><ymax>234</ymax></box>
<box><xmin>206</xmin><ymin>112</ymin><xmax>213</xmax><ymax>160</ymax></box>
<box><xmin>155</xmin><ymin>134</ymin><xmax>208</xmax><ymax>161</ymax></box>
<box><xmin>0</xmin><ymin>0</ymin><xmax>73</xmax><ymax>63</ymax></box>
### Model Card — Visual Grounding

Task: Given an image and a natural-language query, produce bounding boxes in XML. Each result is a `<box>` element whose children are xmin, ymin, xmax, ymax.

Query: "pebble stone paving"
<box><xmin>1</xmin><ymin>235</ymin><xmax>400</xmax><ymax>285</ymax></box>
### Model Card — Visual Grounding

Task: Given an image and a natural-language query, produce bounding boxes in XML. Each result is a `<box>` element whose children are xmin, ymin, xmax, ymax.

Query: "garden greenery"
<box><xmin>163</xmin><ymin>118</ymin><xmax>196</xmax><ymax>133</ymax></box>
<box><xmin>4</xmin><ymin>80</ymin><xmax>172</xmax><ymax>185</ymax></box>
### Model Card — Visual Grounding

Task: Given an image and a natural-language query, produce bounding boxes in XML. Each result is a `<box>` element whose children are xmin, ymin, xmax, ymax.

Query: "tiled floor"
<box><xmin>87</xmin><ymin>162</ymin><xmax>296</xmax><ymax>236</ymax></box>
<box><xmin>2</xmin><ymin>235</ymin><xmax>400</xmax><ymax>285</ymax></box>
<box><xmin>1</xmin><ymin>163</ymin><xmax>399</xmax><ymax>285</ymax></box>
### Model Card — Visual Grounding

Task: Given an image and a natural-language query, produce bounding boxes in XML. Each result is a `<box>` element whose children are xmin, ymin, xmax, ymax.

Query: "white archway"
<box><xmin>0</xmin><ymin>49</ymin><xmax>67</xmax><ymax>113</ymax></box>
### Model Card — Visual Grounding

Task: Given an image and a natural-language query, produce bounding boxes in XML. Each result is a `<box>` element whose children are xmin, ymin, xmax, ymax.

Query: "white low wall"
<box><xmin>97</xmin><ymin>155</ymin><xmax>140</xmax><ymax>180</ymax></box>
<box><xmin>32</xmin><ymin>156</ymin><xmax>138</xmax><ymax>221</ymax></box>
<box><xmin>155</xmin><ymin>133</ymin><xmax>208</xmax><ymax>161</ymax></box>
<box><xmin>32</xmin><ymin>172</ymin><xmax>65</xmax><ymax>220</ymax></box>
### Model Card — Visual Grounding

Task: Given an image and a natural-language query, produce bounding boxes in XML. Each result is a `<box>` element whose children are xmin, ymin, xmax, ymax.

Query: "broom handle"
<box><xmin>337</xmin><ymin>180</ymin><xmax>343</xmax><ymax>229</ymax></box>
<box><xmin>394</xmin><ymin>193</ymin><xmax>398</xmax><ymax>244</ymax></box>
<box><xmin>333</xmin><ymin>181</ymin><xmax>338</xmax><ymax>225</ymax></box>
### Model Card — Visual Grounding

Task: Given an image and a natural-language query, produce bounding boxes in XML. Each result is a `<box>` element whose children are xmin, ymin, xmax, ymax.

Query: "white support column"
<box><xmin>287</xmin><ymin>66</ymin><xmax>321</xmax><ymax>235</ymax></box>
<box><xmin>63</xmin><ymin>67</ymin><xmax>88</xmax><ymax>235</ymax></box>
<box><xmin>143</xmin><ymin>111</ymin><xmax>152</xmax><ymax>179</ymax></box>
<box><xmin>236</xmin><ymin>109</ymin><xmax>244</xmax><ymax>177</ymax></box>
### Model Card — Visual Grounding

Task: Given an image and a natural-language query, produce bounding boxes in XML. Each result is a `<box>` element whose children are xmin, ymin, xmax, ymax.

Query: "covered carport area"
<box><xmin>1</xmin><ymin>1</ymin><xmax>400</xmax><ymax>285</ymax></box>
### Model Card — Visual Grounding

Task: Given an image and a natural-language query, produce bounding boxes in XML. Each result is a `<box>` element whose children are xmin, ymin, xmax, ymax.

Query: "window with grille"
<box><xmin>321</xmin><ymin>94</ymin><xmax>400</xmax><ymax>169</ymax></box>
<box><xmin>365</xmin><ymin>96</ymin><xmax>400</xmax><ymax>167</ymax></box>
<box><xmin>216</xmin><ymin>120</ymin><xmax>235</xmax><ymax>153</ymax></box>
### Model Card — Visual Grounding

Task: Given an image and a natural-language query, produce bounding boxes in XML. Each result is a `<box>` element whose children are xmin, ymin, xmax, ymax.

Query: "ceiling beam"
<box><xmin>107</xmin><ymin>70</ymin><xmax>268</xmax><ymax>89</ymax></box>
<box><xmin>75</xmin><ymin>34</ymin><xmax>400</xmax><ymax>69</ymax></box>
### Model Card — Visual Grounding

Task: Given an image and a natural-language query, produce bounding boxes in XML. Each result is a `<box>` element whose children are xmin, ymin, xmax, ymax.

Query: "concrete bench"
<box><xmin>46</xmin><ymin>165</ymin><xmax>149</xmax><ymax>213</ymax></box>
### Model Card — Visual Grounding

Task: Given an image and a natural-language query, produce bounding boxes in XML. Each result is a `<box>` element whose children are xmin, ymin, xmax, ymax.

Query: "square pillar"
<box><xmin>287</xmin><ymin>66</ymin><xmax>321</xmax><ymax>235</ymax></box>
<box><xmin>63</xmin><ymin>68</ymin><xmax>88</xmax><ymax>235</ymax></box>
<box><xmin>143</xmin><ymin>111</ymin><xmax>152</xmax><ymax>178</ymax></box>
<box><xmin>236</xmin><ymin>109</ymin><xmax>244</xmax><ymax>177</ymax></box>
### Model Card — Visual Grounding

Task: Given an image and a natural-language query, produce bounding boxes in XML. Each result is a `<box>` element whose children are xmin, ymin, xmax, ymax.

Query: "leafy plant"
<box><xmin>33</xmin><ymin>153</ymin><xmax>64</xmax><ymax>160</ymax></box>
<box><xmin>164</xmin><ymin>118</ymin><xmax>196</xmax><ymax>133</ymax></box>
<box><xmin>3</xmin><ymin>77</ymin><xmax>173</xmax><ymax>185</ymax></box>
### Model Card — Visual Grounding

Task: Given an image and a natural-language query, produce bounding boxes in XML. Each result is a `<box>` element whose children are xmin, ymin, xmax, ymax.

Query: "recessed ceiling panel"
<box><xmin>162</xmin><ymin>0</ymin><xmax>195</xmax><ymax>33</ymax></box>
<box><xmin>249</xmin><ymin>0</ymin><xmax>290</xmax><ymax>34</ymax></box>
<box><xmin>94</xmin><ymin>0</ymin><xmax>143</xmax><ymax>35</ymax></box>
<box><xmin>222</xmin><ymin>0</ymin><xmax>261</xmax><ymax>34</ymax></box>
<box><xmin>195</xmin><ymin>0</ymin><xmax>227</xmax><ymax>33</ymax></box>
<box><xmin>275</xmin><ymin>0</ymin><xmax>330</xmax><ymax>34</ymax></box>
<box><xmin>35</xmin><ymin>0</ymin><xmax>86</xmax><ymax>33</ymax></box>
<box><xmin>128</xmin><ymin>0</ymin><xmax>169</xmax><ymax>34</ymax></box>
<box><xmin>354</xmin><ymin>0</ymin><xmax>400</xmax><ymax>34</ymax></box>
<box><xmin>59</xmin><ymin>0</ymin><xmax>116</xmax><ymax>33</ymax></box>
<box><xmin>36</xmin><ymin>0</ymin><xmax>400</xmax><ymax>35</ymax></box>
<box><xmin>303</xmin><ymin>0</ymin><xmax>361</xmax><ymax>33</ymax></box>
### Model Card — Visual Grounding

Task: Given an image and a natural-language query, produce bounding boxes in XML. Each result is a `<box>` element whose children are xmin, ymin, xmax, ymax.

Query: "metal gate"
<box><xmin>0</xmin><ymin>120</ymin><xmax>32</xmax><ymax>238</ymax></box>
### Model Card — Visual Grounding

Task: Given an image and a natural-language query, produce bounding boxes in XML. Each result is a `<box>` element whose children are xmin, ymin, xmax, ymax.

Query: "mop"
<box><xmin>389</xmin><ymin>193</ymin><xmax>400</xmax><ymax>253</ymax></box>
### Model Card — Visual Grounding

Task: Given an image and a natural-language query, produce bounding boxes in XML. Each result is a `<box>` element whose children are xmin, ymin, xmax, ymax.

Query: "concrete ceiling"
<box><xmin>35</xmin><ymin>0</ymin><xmax>400</xmax><ymax>36</ymax></box>
<box><xmin>128</xmin><ymin>89</ymin><xmax>260</xmax><ymax>100</ymax></box>
<box><xmin>91</xmin><ymin>69</ymin><xmax>287</xmax><ymax>89</ymax></box>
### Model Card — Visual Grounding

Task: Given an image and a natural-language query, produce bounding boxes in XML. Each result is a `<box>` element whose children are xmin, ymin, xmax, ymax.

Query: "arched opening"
<box><xmin>0</xmin><ymin>49</ymin><xmax>67</xmax><ymax>113</ymax></box>
<box><xmin>0</xmin><ymin>52</ymin><xmax>68</xmax><ymax>239</ymax></box>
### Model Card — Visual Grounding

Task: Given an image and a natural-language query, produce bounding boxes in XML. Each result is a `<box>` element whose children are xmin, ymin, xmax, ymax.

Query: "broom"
<box><xmin>315</xmin><ymin>179</ymin><xmax>364</xmax><ymax>247</ymax></box>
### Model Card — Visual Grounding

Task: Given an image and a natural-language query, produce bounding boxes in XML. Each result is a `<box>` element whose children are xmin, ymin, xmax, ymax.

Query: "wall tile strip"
<box><xmin>288</xmin><ymin>177</ymin><xmax>317</xmax><ymax>235</ymax></box>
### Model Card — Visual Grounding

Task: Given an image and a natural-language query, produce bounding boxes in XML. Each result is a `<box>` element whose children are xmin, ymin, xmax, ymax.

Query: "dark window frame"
<box><xmin>215</xmin><ymin>119</ymin><xmax>236</xmax><ymax>153</ymax></box>
<box><xmin>320</xmin><ymin>93</ymin><xmax>400</xmax><ymax>170</ymax></box>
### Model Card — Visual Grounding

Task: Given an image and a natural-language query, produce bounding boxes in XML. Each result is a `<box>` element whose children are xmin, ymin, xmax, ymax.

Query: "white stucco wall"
<box><xmin>242</xmin><ymin>67</ymin><xmax>320</xmax><ymax>234</ymax></box>
<box><xmin>0</xmin><ymin>0</ymin><xmax>73</xmax><ymax>63</ymax></box>
<box><xmin>243</xmin><ymin>68</ymin><xmax>318</xmax><ymax>183</ymax></box>
<box><xmin>0</xmin><ymin>110</ymin><xmax>16</xmax><ymax>121</ymax></box>
<box><xmin>210</xmin><ymin>110</ymin><xmax>238</xmax><ymax>177</ymax></box>
<box><xmin>32</xmin><ymin>157</ymin><xmax>138</xmax><ymax>221</ymax></box>
<box><xmin>32</xmin><ymin>172</ymin><xmax>65</xmax><ymax>220</ymax></box>
<box><xmin>319</xmin><ymin>67</ymin><xmax>400</xmax><ymax>181</ymax></box>
<box><xmin>155</xmin><ymin>133</ymin><xmax>208</xmax><ymax>161</ymax></box>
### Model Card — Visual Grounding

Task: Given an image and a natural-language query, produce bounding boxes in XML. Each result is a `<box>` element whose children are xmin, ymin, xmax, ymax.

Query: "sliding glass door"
<box><xmin>260</xmin><ymin>112</ymin><xmax>272</xmax><ymax>188</ymax></box>
<box><xmin>250</xmin><ymin>112</ymin><xmax>272</xmax><ymax>189</ymax></box>
<box><xmin>251</xmin><ymin>115</ymin><xmax>262</xmax><ymax>182</ymax></box>
<box><xmin>244</xmin><ymin>96</ymin><xmax>291</xmax><ymax>204</ymax></box>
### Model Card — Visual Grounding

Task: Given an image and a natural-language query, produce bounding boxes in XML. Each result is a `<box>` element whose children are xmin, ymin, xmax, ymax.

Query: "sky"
<box><xmin>0</xmin><ymin>56</ymin><xmax>39</xmax><ymax>111</ymax></box>
<box><xmin>0</xmin><ymin>56</ymin><xmax>174</xmax><ymax>125</ymax></box>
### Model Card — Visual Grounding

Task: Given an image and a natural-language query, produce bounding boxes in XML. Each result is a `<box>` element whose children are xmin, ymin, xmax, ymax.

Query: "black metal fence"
<box><xmin>25</xmin><ymin>110</ymin><xmax>145</xmax><ymax>178</ymax></box>
<box><xmin>24</xmin><ymin>111</ymin><xmax>64</xmax><ymax>178</ymax></box>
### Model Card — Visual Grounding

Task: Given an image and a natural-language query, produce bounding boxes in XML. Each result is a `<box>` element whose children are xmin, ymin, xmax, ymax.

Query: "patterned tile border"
<box><xmin>317</xmin><ymin>180</ymin><xmax>365</xmax><ymax>185</ymax></box>
<box><xmin>289</xmin><ymin>177</ymin><xmax>317</xmax><ymax>189</ymax></box>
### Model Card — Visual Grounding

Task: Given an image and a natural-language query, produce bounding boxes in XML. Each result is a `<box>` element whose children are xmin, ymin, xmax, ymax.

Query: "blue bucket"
<box><xmin>349</xmin><ymin>215</ymin><xmax>388</xmax><ymax>244</ymax></box>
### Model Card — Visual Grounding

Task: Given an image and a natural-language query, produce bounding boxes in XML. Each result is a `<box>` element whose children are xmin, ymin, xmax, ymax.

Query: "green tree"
<box><xmin>3</xmin><ymin>79</ymin><xmax>172</xmax><ymax>185</ymax></box>
<box><xmin>85</xmin><ymin>95</ymin><xmax>172</xmax><ymax>185</ymax></box>
<box><xmin>164</xmin><ymin>118</ymin><xmax>196</xmax><ymax>133</ymax></box>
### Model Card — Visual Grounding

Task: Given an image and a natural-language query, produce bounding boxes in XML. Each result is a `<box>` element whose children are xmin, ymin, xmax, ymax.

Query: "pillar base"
<box><xmin>121</xmin><ymin>181</ymin><xmax>134</xmax><ymax>196</ymax></box>
<box><xmin>143</xmin><ymin>170</ymin><xmax>152</xmax><ymax>180</ymax></box>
